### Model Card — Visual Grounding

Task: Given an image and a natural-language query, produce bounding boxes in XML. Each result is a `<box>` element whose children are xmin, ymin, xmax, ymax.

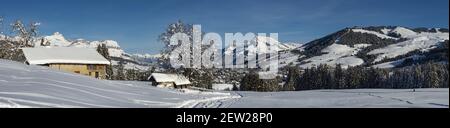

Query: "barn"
<box><xmin>148</xmin><ymin>73</ymin><xmax>191</xmax><ymax>88</ymax></box>
<box><xmin>21</xmin><ymin>47</ymin><xmax>111</xmax><ymax>79</ymax></box>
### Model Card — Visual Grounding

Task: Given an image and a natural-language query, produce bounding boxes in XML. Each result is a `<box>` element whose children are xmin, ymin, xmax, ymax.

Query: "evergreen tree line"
<box><xmin>97</xmin><ymin>44</ymin><xmax>154</xmax><ymax>81</ymax></box>
<box><xmin>240</xmin><ymin>70</ymin><xmax>282</xmax><ymax>92</ymax></box>
<box><xmin>283</xmin><ymin>63</ymin><xmax>448</xmax><ymax>91</ymax></box>
<box><xmin>182</xmin><ymin>68</ymin><xmax>214</xmax><ymax>89</ymax></box>
<box><xmin>110</xmin><ymin>62</ymin><xmax>154</xmax><ymax>81</ymax></box>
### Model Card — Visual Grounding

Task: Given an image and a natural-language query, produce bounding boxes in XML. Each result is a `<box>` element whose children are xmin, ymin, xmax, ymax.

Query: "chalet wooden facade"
<box><xmin>21</xmin><ymin>47</ymin><xmax>110</xmax><ymax>79</ymax></box>
<box><xmin>48</xmin><ymin>64</ymin><xmax>107</xmax><ymax>79</ymax></box>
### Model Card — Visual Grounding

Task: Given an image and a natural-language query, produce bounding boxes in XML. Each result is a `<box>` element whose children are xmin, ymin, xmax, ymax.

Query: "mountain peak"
<box><xmin>299</xmin><ymin>26</ymin><xmax>449</xmax><ymax>69</ymax></box>
<box><xmin>44</xmin><ymin>32</ymin><xmax>71</xmax><ymax>47</ymax></box>
<box><xmin>53</xmin><ymin>32</ymin><xmax>62</xmax><ymax>36</ymax></box>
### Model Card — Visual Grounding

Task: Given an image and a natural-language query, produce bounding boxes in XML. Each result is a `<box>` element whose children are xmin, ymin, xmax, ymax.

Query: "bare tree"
<box><xmin>158</xmin><ymin>20</ymin><xmax>193</xmax><ymax>68</ymax></box>
<box><xmin>11</xmin><ymin>20</ymin><xmax>40</xmax><ymax>47</ymax></box>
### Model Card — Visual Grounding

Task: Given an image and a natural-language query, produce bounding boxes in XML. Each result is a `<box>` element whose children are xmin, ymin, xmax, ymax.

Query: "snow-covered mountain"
<box><xmin>225</xmin><ymin>36</ymin><xmax>299</xmax><ymax>55</ymax></box>
<box><xmin>222</xmin><ymin>36</ymin><xmax>301</xmax><ymax>68</ymax></box>
<box><xmin>40</xmin><ymin>32</ymin><xmax>125</xmax><ymax>58</ymax></box>
<box><xmin>367</xmin><ymin>27</ymin><xmax>447</xmax><ymax>62</ymax></box>
<box><xmin>298</xmin><ymin>26</ymin><xmax>449</xmax><ymax>69</ymax></box>
<box><xmin>5</xmin><ymin>26</ymin><xmax>448</xmax><ymax>71</ymax></box>
<box><xmin>0</xmin><ymin>34</ymin><xmax>22</xmax><ymax>42</ymax></box>
<box><xmin>42</xmin><ymin>32</ymin><xmax>72</xmax><ymax>47</ymax></box>
<box><xmin>131</xmin><ymin>53</ymin><xmax>162</xmax><ymax>59</ymax></box>
<box><xmin>0</xmin><ymin>34</ymin><xmax>6</xmax><ymax>40</ymax></box>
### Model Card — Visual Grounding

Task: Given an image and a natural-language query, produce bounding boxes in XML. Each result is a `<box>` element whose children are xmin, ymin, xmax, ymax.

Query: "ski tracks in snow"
<box><xmin>367</xmin><ymin>91</ymin><xmax>448</xmax><ymax>107</ymax></box>
<box><xmin>175</xmin><ymin>92</ymin><xmax>242</xmax><ymax>108</ymax></box>
<box><xmin>367</xmin><ymin>93</ymin><xmax>414</xmax><ymax>105</ymax></box>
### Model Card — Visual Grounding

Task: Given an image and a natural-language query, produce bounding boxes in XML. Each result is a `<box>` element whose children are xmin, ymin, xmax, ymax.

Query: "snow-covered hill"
<box><xmin>366</xmin><ymin>27</ymin><xmax>448</xmax><ymax>63</ymax></box>
<box><xmin>300</xmin><ymin>43</ymin><xmax>370</xmax><ymax>69</ymax></box>
<box><xmin>3</xmin><ymin>59</ymin><xmax>448</xmax><ymax>108</ymax></box>
<box><xmin>1</xmin><ymin>59</ymin><xmax>447</xmax><ymax>108</ymax></box>
<box><xmin>298</xmin><ymin>26</ymin><xmax>449</xmax><ymax>69</ymax></box>
<box><xmin>0</xmin><ymin>59</ymin><xmax>236</xmax><ymax>108</ymax></box>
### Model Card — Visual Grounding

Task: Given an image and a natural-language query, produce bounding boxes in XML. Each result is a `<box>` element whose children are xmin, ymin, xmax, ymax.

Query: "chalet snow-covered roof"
<box><xmin>149</xmin><ymin>73</ymin><xmax>191</xmax><ymax>85</ymax></box>
<box><xmin>21</xmin><ymin>47</ymin><xmax>111</xmax><ymax>65</ymax></box>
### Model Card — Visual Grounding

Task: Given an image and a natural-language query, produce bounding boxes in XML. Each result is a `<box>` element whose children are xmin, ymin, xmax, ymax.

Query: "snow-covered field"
<box><xmin>229</xmin><ymin>89</ymin><xmax>448</xmax><ymax>108</ymax></box>
<box><xmin>0</xmin><ymin>60</ymin><xmax>235</xmax><ymax>108</ymax></box>
<box><xmin>0</xmin><ymin>59</ymin><xmax>448</xmax><ymax>108</ymax></box>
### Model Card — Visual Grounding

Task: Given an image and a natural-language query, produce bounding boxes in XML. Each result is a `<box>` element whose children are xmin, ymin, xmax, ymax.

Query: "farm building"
<box><xmin>21</xmin><ymin>47</ymin><xmax>110</xmax><ymax>79</ymax></box>
<box><xmin>148</xmin><ymin>73</ymin><xmax>191</xmax><ymax>88</ymax></box>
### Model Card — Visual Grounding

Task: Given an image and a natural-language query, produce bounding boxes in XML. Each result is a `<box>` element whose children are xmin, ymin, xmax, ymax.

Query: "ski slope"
<box><xmin>299</xmin><ymin>44</ymin><xmax>370</xmax><ymax>68</ymax></box>
<box><xmin>368</xmin><ymin>27</ymin><xmax>448</xmax><ymax>63</ymax></box>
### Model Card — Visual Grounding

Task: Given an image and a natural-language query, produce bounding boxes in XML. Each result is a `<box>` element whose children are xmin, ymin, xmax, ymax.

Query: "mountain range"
<box><xmin>2</xmin><ymin>26</ymin><xmax>448</xmax><ymax>71</ymax></box>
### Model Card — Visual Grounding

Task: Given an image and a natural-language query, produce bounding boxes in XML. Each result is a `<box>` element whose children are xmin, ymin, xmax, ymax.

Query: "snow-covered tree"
<box><xmin>11</xmin><ymin>20</ymin><xmax>40</xmax><ymax>47</ymax></box>
<box><xmin>426</xmin><ymin>63</ymin><xmax>440</xmax><ymax>88</ymax></box>
<box><xmin>158</xmin><ymin>20</ymin><xmax>193</xmax><ymax>68</ymax></box>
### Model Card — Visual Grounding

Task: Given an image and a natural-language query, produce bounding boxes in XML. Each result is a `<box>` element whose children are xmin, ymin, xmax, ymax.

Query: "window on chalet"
<box><xmin>87</xmin><ymin>65</ymin><xmax>97</xmax><ymax>70</ymax></box>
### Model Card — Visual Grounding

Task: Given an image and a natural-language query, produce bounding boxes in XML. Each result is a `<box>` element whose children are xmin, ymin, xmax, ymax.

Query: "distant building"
<box><xmin>21</xmin><ymin>47</ymin><xmax>110</xmax><ymax>79</ymax></box>
<box><xmin>212</xmin><ymin>84</ymin><xmax>234</xmax><ymax>91</ymax></box>
<box><xmin>148</xmin><ymin>73</ymin><xmax>191</xmax><ymax>88</ymax></box>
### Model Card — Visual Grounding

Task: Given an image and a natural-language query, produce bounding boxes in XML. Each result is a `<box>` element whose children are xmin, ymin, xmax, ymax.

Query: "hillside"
<box><xmin>0</xmin><ymin>59</ymin><xmax>236</xmax><ymax>108</ymax></box>
<box><xmin>298</xmin><ymin>26</ymin><xmax>449</xmax><ymax>69</ymax></box>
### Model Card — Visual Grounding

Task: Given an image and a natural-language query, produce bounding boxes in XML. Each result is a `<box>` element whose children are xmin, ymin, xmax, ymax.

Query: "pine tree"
<box><xmin>427</xmin><ymin>63</ymin><xmax>440</xmax><ymax>88</ymax></box>
<box><xmin>116</xmin><ymin>61</ymin><xmax>125</xmax><ymax>80</ymax></box>
<box><xmin>96</xmin><ymin>44</ymin><xmax>113</xmax><ymax>79</ymax></box>
<box><xmin>413</xmin><ymin>65</ymin><xmax>423</xmax><ymax>89</ymax></box>
<box><xmin>283</xmin><ymin>67</ymin><xmax>299</xmax><ymax>91</ymax></box>
<box><xmin>334</xmin><ymin>64</ymin><xmax>345</xmax><ymax>89</ymax></box>
<box><xmin>240</xmin><ymin>71</ymin><xmax>259</xmax><ymax>91</ymax></box>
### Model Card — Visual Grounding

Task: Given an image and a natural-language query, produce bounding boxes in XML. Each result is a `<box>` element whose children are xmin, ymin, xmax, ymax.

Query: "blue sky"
<box><xmin>0</xmin><ymin>0</ymin><xmax>448</xmax><ymax>54</ymax></box>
